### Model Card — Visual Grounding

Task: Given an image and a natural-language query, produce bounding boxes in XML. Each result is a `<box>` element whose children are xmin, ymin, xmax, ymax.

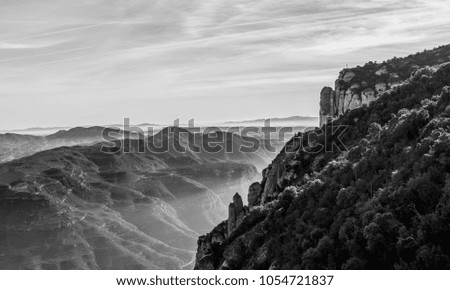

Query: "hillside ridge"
<box><xmin>195</xmin><ymin>45</ymin><xmax>450</xmax><ymax>270</ymax></box>
<box><xmin>319</xmin><ymin>45</ymin><xmax>450</xmax><ymax>126</ymax></box>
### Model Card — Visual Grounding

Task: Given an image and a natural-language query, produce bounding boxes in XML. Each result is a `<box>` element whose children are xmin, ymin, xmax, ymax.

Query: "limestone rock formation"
<box><xmin>319</xmin><ymin>87</ymin><xmax>335</xmax><ymax>126</ymax></box>
<box><xmin>227</xmin><ymin>193</ymin><xmax>246</xmax><ymax>235</ymax></box>
<box><xmin>194</xmin><ymin>221</ymin><xmax>227</xmax><ymax>270</ymax></box>
<box><xmin>248</xmin><ymin>182</ymin><xmax>262</xmax><ymax>209</ymax></box>
<box><xmin>361</xmin><ymin>88</ymin><xmax>376</xmax><ymax>105</ymax></box>
<box><xmin>319</xmin><ymin>45</ymin><xmax>450</xmax><ymax>126</ymax></box>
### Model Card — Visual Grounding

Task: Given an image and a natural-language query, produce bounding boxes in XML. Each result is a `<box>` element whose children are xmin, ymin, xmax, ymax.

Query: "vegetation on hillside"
<box><xmin>196</xmin><ymin>55</ymin><xmax>450</xmax><ymax>270</ymax></box>
<box><xmin>265</xmin><ymin>63</ymin><xmax>450</xmax><ymax>269</ymax></box>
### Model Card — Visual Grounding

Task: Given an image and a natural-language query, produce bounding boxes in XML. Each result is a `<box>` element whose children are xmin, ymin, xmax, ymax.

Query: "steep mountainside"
<box><xmin>320</xmin><ymin>45</ymin><xmax>450</xmax><ymax>126</ymax></box>
<box><xmin>195</xmin><ymin>46</ymin><xmax>450</xmax><ymax>270</ymax></box>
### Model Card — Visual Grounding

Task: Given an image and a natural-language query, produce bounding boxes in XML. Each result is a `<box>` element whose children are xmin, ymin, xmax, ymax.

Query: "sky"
<box><xmin>1</xmin><ymin>0</ymin><xmax>450</xmax><ymax>130</ymax></box>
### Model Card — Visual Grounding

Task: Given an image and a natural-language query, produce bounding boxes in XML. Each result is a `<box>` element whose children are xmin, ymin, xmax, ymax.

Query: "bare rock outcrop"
<box><xmin>248</xmin><ymin>182</ymin><xmax>262</xmax><ymax>209</ymax></box>
<box><xmin>319</xmin><ymin>46</ymin><xmax>450</xmax><ymax>126</ymax></box>
<box><xmin>194</xmin><ymin>221</ymin><xmax>227</xmax><ymax>270</ymax></box>
<box><xmin>227</xmin><ymin>193</ymin><xmax>246</xmax><ymax>235</ymax></box>
<box><xmin>319</xmin><ymin>68</ymin><xmax>389</xmax><ymax>125</ymax></box>
<box><xmin>319</xmin><ymin>87</ymin><xmax>335</xmax><ymax>126</ymax></box>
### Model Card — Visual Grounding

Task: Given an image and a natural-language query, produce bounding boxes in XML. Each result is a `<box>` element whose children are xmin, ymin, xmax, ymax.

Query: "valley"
<box><xmin>0</xmin><ymin>124</ymin><xmax>292</xmax><ymax>269</ymax></box>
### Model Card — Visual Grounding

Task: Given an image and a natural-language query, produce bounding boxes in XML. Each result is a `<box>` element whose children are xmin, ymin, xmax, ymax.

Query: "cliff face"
<box><xmin>195</xmin><ymin>45</ymin><xmax>450</xmax><ymax>270</ymax></box>
<box><xmin>319</xmin><ymin>87</ymin><xmax>335</xmax><ymax>129</ymax></box>
<box><xmin>319</xmin><ymin>45</ymin><xmax>450</xmax><ymax>126</ymax></box>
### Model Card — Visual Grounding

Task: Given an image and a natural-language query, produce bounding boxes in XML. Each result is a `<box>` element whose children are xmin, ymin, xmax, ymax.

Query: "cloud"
<box><xmin>0</xmin><ymin>39</ymin><xmax>69</xmax><ymax>49</ymax></box>
<box><xmin>1</xmin><ymin>0</ymin><xmax>450</xmax><ymax>129</ymax></box>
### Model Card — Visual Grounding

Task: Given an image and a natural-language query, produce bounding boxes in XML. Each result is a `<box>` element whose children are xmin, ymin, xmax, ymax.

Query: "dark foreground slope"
<box><xmin>195</xmin><ymin>49</ymin><xmax>450</xmax><ymax>269</ymax></box>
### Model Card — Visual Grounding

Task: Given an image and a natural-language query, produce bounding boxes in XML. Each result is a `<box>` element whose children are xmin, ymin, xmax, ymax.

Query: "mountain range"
<box><xmin>0</xmin><ymin>127</ymin><xmax>123</xmax><ymax>163</ymax></box>
<box><xmin>0</xmin><ymin>125</ymin><xmax>283</xmax><ymax>269</ymax></box>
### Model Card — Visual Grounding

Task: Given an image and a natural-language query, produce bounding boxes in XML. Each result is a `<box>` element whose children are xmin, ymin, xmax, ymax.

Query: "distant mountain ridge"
<box><xmin>0</xmin><ymin>126</ymin><xmax>123</xmax><ymax>163</ymax></box>
<box><xmin>0</xmin><ymin>117</ymin><xmax>315</xmax><ymax>135</ymax></box>
<box><xmin>0</xmin><ymin>124</ymin><xmax>286</xmax><ymax>169</ymax></box>
<box><xmin>221</xmin><ymin>116</ymin><xmax>318</xmax><ymax>124</ymax></box>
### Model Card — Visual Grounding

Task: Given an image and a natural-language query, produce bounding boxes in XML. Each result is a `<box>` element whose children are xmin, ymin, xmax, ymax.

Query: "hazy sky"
<box><xmin>1</xmin><ymin>0</ymin><xmax>450</xmax><ymax>129</ymax></box>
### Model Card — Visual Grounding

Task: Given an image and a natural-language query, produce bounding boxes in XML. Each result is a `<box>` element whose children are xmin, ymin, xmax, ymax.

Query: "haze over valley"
<box><xmin>0</xmin><ymin>119</ymin><xmax>308</xmax><ymax>269</ymax></box>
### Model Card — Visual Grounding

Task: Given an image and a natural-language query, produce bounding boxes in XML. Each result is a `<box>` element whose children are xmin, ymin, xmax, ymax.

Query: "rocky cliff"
<box><xmin>195</xmin><ymin>45</ymin><xmax>450</xmax><ymax>269</ymax></box>
<box><xmin>319</xmin><ymin>45</ymin><xmax>450</xmax><ymax>126</ymax></box>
